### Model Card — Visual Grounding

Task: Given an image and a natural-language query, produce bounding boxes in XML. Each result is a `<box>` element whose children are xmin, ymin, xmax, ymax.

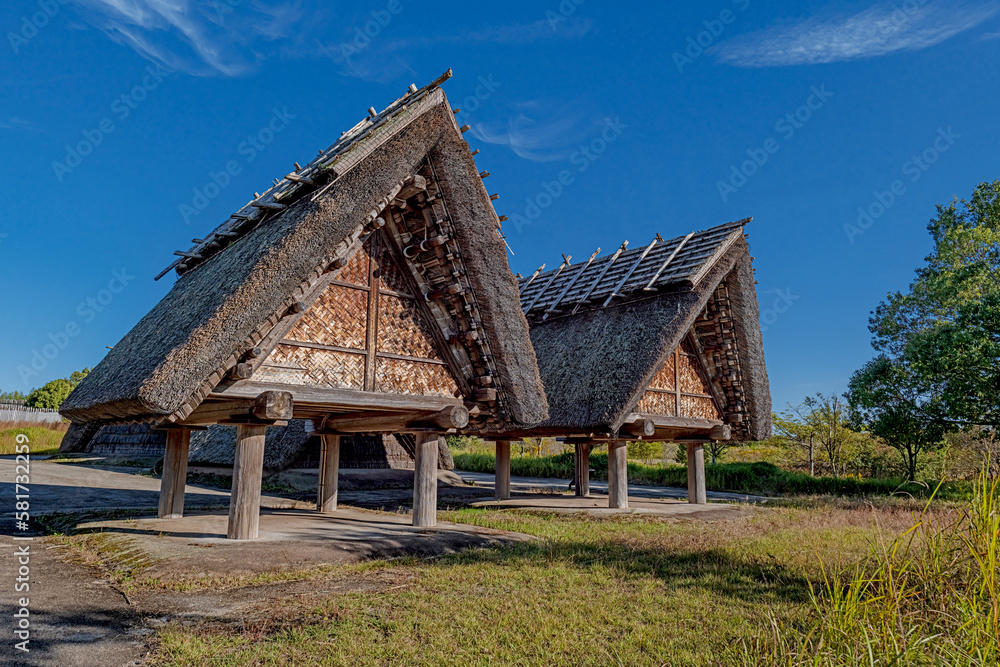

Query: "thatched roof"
<box><xmin>61</xmin><ymin>71</ymin><xmax>547</xmax><ymax>430</ymax></box>
<box><xmin>521</xmin><ymin>220</ymin><xmax>771</xmax><ymax>441</ymax></box>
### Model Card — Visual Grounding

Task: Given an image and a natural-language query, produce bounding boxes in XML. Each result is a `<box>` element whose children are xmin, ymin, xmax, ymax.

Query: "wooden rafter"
<box><xmin>543</xmin><ymin>247</ymin><xmax>600</xmax><ymax>320</ymax></box>
<box><xmin>603</xmin><ymin>237</ymin><xmax>659</xmax><ymax>307</ymax></box>
<box><xmin>571</xmin><ymin>241</ymin><xmax>628</xmax><ymax>314</ymax></box>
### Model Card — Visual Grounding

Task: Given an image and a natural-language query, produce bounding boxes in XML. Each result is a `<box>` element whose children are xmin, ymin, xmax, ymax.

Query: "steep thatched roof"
<box><xmin>61</xmin><ymin>72</ymin><xmax>547</xmax><ymax>430</ymax></box>
<box><xmin>521</xmin><ymin>220</ymin><xmax>771</xmax><ymax>441</ymax></box>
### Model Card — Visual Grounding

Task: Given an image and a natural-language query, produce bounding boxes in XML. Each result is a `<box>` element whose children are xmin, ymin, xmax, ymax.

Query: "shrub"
<box><xmin>452</xmin><ymin>452</ymin><xmax>971</xmax><ymax>500</ymax></box>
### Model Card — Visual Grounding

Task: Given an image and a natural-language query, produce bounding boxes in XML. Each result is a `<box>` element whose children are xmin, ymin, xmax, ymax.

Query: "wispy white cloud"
<box><xmin>469</xmin><ymin>99</ymin><xmax>602</xmax><ymax>162</ymax></box>
<box><xmin>711</xmin><ymin>1</ymin><xmax>1000</xmax><ymax>67</ymax></box>
<box><xmin>69</xmin><ymin>0</ymin><xmax>305</xmax><ymax>75</ymax></box>
<box><xmin>0</xmin><ymin>117</ymin><xmax>41</xmax><ymax>131</ymax></box>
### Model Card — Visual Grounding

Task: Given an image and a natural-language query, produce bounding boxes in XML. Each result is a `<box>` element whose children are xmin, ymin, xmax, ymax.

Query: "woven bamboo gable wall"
<box><xmin>252</xmin><ymin>230</ymin><xmax>460</xmax><ymax>398</ymax></box>
<box><xmin>635</xmin><ymin>338</ymin><xmax>722</xmax><ymax>421</ymax></box>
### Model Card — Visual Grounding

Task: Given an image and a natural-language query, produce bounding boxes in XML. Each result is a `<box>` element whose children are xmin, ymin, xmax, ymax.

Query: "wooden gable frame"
<box><xmin>171</xmin><ymin>160</ymin><xmax>509</xmax><ymax>434</ymax></box>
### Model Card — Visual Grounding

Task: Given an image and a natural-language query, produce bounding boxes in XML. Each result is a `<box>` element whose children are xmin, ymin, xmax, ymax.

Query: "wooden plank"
<box><xmin>317</xmin><ymin>434</ymin><xmax>340</xmax><ymax>512</ymax></box>
<box><xmin>495</xmin><ymin>439</ymin><xmax>511</xmax><ymax>500</ymax></box>
<box><xmin>608</xmin><ymin>441</ymin><xmax>628</xmax><ymax>509</ymax></box>
<box><xmin>158</xmin><ymin>430</ymin><xmax>190</xmax><ymax>519</ymax></box>
<box><xmin>603</xmin><ymin>237</ymin><xmax>659</xmax><ymax>306</ymax></box>
<box><xmin>228</xmin><ymin>424</ymin><xmax>267</xmax><ymax>539</ymax></box>
<box><xmin>412</xmin><ymin>433</ymin><xmax>438</xmax><ymax>527</ymax></box>
<box><xmin>180</xmin><ymin>391</ymin><xmax>293</xmax><ymax>425</ymax></box>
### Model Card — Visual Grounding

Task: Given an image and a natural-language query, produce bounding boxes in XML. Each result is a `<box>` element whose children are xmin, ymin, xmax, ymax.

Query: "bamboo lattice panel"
<box><xmin>337</xmin><ymin>241</ymin><xmax>370</xmax><ymax>286</ymax></box>
<box><xmin>253</xmin><ymin>345</ymin><xmax>365</xmax><ymax>390</ymax></box>
<box><xmin>681</xmin><ymin>395</ymin><xmax>722</xmax><ymax>420</ymax></box>
<box><xmin>375</xmin><ymin>356</ymin><xmax>459</xmax><ymax>396</ymax></box>
<box><xmin>677</xmin><ymin>341</ymin><xmax>713</xmax><ymax>395</ymax></box>
<box><xmin>646</xmin><ymin>353</ymin><xmax>676</xmax><ymax>391</ymax></box>
<box><xmin>377</xmin><ymin>294</ymin><xmax>439</xmax><ymax>359</ymax></box>
<box><xmin>286</xmin><ymin>284</ymin><xmax>368</xmax><ymax>349</ymax></box>
<box><xmin>637</xmin><ymin>391</ymin><xmax>677</xmax><ymax>416</ymax></box>
<box><xmin>376</xmin><ymin>239</ymin><xmax>411</xmax><ymax>295</ymax></box>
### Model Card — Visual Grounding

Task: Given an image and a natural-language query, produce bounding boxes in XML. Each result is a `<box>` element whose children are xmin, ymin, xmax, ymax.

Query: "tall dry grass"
<box><xmin>0</xmin><ymin>421</ymin><xmax>68</xmax><ymax>455</ymax></box>
<box><xmin>730</xmin><ymin>466</ymin><xmax>1000</xmax><ymax>666</ymax></box>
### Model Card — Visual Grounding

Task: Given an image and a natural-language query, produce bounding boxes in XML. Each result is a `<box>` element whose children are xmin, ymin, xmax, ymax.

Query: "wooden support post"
<box><xmin>228</xmin><ymin>424</ymin><xmax>267</xmax><ymax>540</ymax></box>
<box><xmin>574</xmin><ymin>442</ymin><xmax>591</xmax><ymax>497</ymax></box>
<box><xmin>608</xmin><ymin>441</ymin><xmax>628</xmax><ymax>509</ymax></box>
<box><xmin>317</xmin><ymin>434</ymin><xmax>340</xmax><ymax>512</ymax></box>
<box><xmin>158</xmin><ymin>429</ymin><xmax>191</xmax><ymax>519</ymax></box>
<box><xmin>412</xmin><ymin>433</ymin><xmax>439</xmax><ymax>527</ymax></box>
<box><xmin>687</xmin><ymin>442</ymin><xmax>707</xmax><ymax>505</ymax></box>
<box><xmin>495</xmin><ymin>439</ymin><xmax>511</xmax><ymax>500</ymax></box>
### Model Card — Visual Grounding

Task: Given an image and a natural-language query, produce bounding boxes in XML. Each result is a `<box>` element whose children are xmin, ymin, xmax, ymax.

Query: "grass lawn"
<box><xmin>149</xmin><ymin>502</ymin><xmax>934</xmax><ymax>666</ymax></box>
<box><xmin>0</xmin><ymin>422</ymin><xmax>68</xmax><ymax>455</ymax></box>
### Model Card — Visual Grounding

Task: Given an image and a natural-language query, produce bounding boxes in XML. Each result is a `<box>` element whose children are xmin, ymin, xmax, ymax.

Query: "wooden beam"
<box><xmin>495</xmin><ymin>439</ymin><xmax>511</xmax><ymax>500</ymax></box>
<box><xmin>158</xmin><ymin>429</ymin><xmax>190</xmax><ymax>519</ymax></box>
<box><xmin>228</xmin><ymin>424</ymin><xmax>267</xmax><ymax>540</ymax></box>
<box><xmin>315</xmin><ymin>405</ymin><xmax>469</xmax><ymax>433</ymax></box>
<box><xmin>181</xmin><ymin>391</ymin><xmax>293</xmax><ymax>425</ymax></box>
<box><xmin>624</xmin><ymin>418</ymin><xmax>655</xmax><ymax>438</ymax></box>
<box><xmin>317</xmin><ymin>434</ymin><xmax>340</xmax><ymax>512</ymax></box>
<box><xmin>608</xmin><ymin>441</ymin><xmax>628</xmax><ymax>509</ymax></box>
<box><xmin>412</xmin><ymin>433</ymin><xmax>439</xmax><ymax>527</ymax></box>
<box><xmin>211</xmin><ymin>381</ymin><xmax>463</xmax><ymax>415</ymax></box>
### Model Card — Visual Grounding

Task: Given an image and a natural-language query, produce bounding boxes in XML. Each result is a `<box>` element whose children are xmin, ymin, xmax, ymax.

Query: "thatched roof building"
<box><xmin>61</xmin><ymin>70</ymin><xmax>547</xmax><ymax>434</ymax></box>
<box><xmin>513</xmin><ymin>219</ymin><xmax>771</xmax><ymax>443</ymax></box>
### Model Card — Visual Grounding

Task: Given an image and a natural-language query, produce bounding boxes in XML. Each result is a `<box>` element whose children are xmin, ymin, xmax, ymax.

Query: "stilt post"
<box><xmin>687</xmin><ymin>442</ymin><xmax>707</xmax><ymax>504</ymax></box>
<box><xmin>574</xmin><ymin>442</ymin><xmax>591</xmax><ymax>497</ymax></box>
<box><xmin>317</xmin><ymin>434</ymin><xmax>341</xmax><ymax>512</ymax></box>
<box><xmin>158</xmin><ymin>429</ymin><xmax>191</xmax><ymax>519</ymax></box>
<box><xmin>608</xmin><ymin>441</ymin><xmax>628</xmax><ymax>509</ymax></box>
<box><xmin>495</xmin><ymin>439</ymin><xmax>511</xmax><ymax>500</ymax></box>
<box><xmin>228</xmin><ymin>424</ymin><xmax>268</xmax><ymax>539</ymax></box>
<box><xmin>412</xmin><ymin>433</ymin><xmax>439</xmax><ymax>527</ymax></box>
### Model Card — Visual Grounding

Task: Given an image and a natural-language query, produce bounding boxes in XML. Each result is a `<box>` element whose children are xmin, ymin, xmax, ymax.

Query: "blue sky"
<box><xmin>1</xmin><ymin>0</ymin><xmax>998</xmax><ymax>414</ymax></box>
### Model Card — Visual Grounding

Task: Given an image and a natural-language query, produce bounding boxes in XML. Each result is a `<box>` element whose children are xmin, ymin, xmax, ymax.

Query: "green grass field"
<box><xmin>0</xmin><ymin>422</ymin><xmax>68</xmax><ymax>455</ymax></box>
<box><xmin>147</xmin><ymin>474</ymin><xmax>998</xmax><ymax>666</ymax></box>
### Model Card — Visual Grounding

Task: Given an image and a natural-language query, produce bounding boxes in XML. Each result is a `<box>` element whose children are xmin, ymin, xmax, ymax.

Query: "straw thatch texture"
<box><xmin>527</xmin><ymin>234</ymin><xmax>771</xmax><ymax>440</ymax></box>
<box><xmin>61</xmin><ymin>85</ymin><xmax>546</xmax><ymax>429</ymax></box>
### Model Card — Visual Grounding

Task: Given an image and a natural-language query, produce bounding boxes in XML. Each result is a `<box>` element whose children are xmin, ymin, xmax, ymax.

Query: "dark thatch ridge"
<box><xmin>61</xmin><ymin>86</ymin><xmax>546</xmax><ymax>428</ymax></box>
<box><xmin>527</xmin><ymin>232</ymin><xmax>771</xmax><ymax>440</ymax></box>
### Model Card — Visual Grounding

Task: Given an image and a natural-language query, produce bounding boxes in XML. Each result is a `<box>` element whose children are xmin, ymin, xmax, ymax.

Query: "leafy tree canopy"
<box><xmin>868</xmin><ymin>181</ymin><xmax>1000</xmax><ymax>426</ymax></box>
<box><xmin>24</xmin><ymin>368</ymin><xmax>90</xmax><ymax>410</ymax></box>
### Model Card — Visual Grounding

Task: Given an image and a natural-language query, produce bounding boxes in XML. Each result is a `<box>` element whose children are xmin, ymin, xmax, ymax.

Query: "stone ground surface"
<box><xmin>0</xmin><ymin>456</ymin><xmax>759</xmax><ymax>666</ymax></box>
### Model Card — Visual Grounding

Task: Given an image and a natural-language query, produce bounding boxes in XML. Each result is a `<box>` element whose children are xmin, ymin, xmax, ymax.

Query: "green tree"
<box><xmin>25</xmin><ymin>368</ymin><xmax>90</xmax><ymax>410</ymax></box>
<box><xmin>773</xmin><ymin>404</ymin><xmax>819</xmax><ymax>475</ymax></box>
<box><xmin>868</xmin><ymin>181</ymin><xmax>1000</xmax><ymax>427</ymax></box>
<box><xmin>0</xmin><ymin>390</ymin><xmax>29</xmax><ymax>401</ymax></box>
<box><xmin>627</xmin><ymin>439</ymin><xmax>659</xmax><ymax>464</ymax></box>
<box><xmin>848</xmin><ymin>356</ymin><xmax>947</xmax><ymax>481</ymax></box>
